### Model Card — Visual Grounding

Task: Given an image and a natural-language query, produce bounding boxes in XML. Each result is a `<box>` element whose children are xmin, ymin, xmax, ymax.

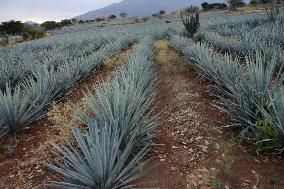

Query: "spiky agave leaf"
<box><xmin>23</xmin><ymin>66</ymin><xmax>61</xmax><ymax>109</ymax></box>
<box><xmin>0</xmin><ymin>84</ymin><xmax>44</xmax><ymax>136</ymax></box>
<box><xmin>216</xmin><ymin>53</ymin><xmax>277</xmax><ymax>136</ymax></box>
<box><xmin>76</xmin><ymin>42</ymin><xmax>157</xmax><ymax>151</ymax></box>
<box><xmin>258</xmin><ymin>88</ymin><xmax>284</xmax><ymax>149</ymax></box>
<box><xmin>0</xmin><ymin>119</ymin><xmax>8</xmax><ymax>141</ymax></box>
<box><xmin>46</xmin><ymin>121</ymin><xmax>148</xmax><ymax>189</ymax></box>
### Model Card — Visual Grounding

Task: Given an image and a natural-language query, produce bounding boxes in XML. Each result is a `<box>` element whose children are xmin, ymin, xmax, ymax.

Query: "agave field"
<box><xmin>0</xmin><ymin>9</ymin><xmax>284</xmax><ymax>188</ymax></box>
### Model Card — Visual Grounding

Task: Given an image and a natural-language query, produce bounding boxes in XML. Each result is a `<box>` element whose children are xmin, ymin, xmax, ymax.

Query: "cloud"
<box><xmin>0</xmin><ymin>0</ymin><xmax>122</xmax><ymax>23</ymax></box>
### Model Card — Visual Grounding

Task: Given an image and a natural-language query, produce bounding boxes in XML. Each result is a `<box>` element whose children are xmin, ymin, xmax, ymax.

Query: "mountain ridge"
<box><xmin>75</xmin><ymin>0</ymin><xmax>247</xmax><ymax>20</ymax></box>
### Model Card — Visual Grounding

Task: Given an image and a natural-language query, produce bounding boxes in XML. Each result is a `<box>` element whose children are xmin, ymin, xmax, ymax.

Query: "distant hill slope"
<box><xmin>75</xmin><ymin>0</ymin><xmax>249</xmax><ymax>20</ymax></box>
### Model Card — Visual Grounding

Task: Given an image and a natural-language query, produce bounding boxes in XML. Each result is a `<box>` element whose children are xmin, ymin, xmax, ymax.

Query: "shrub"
<box><xmin>78</xmin><ymin>20</ymin><xmax>85</xmax><ymax>24</ymax></box>
<box><xmin>193</xmin><ymin>32</ymin><xmax>205</xmax><ymax>43</ymax></box>
<box><xmin>181</xmin><ymin>11</ymin><xmax>200</xmax><ymax>37</ymax></box>
<box><xmin>152</xmin><ymin>13</ymin><xmax>159</xmax><ymax>17</ymax></box>
<box><xmin>120</xmin><ymin>12</ymin><xmax>128</xmax><ymax>18</ymax></box>
<box><xmin>159</xmin><ymin>10</ymin><xmax>166</xmax><ymax>15</ymax></box>
<box><xmin>142</xmin><ymin>17</ymin><xmax>150</xmax><ymax>22</ymax></box>
<box><xmin>201</xmin><ymin>2</ymin><xmax>209</xmax><ymax>10</ymax></box>
<box><xmin>228</xmin><ymin>0</ymin><xmax>245</xmax><ymax>10</ymax></box>
<box><xmin>23</xmin><ymin>28</ymin><xmax>45</xmax><ymax>40</ymax></box>
<box><xmin>134</xmin><ymin>17</ymin><xmax>140</xmax><ymax>23</ymax></box>
<box><xmin>96</xmin><ymin>17</ymin><xmax>106</xmax><ymax>22</ymax></box>
<box><xmin>202</xmin><ymin>2</ymin><xmax>228</xmax><ymax>10</ymax></box>
<box><xmin>59</xmin><ymin>19</ymin><xmax>72</xmax><ymax>27</ymax></box>
<box><xmin>41</xmin><ymin>21</ymin><xmax>61</xmax><ymax>30</ymax></box>
<box><xmin>108</xmin><ymin>14</ymin><xmax>117</xmax><ymax>20</ymax></box>
<box><xmin>0</xmin><ymin>35</ymin><xmax>9</xmax><ymax>46</ymax></box>
<box><xmin>250</xmin><ymin>0</ymin><xmax>259</xmax><ymax>5</ymax></box>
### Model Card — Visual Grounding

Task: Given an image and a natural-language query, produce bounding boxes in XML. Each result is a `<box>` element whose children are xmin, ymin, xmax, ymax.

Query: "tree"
<box><xmin>228</xmin><ymin>0</ymin><xmax>245</xmax><ymax>10</ymax></box>
<box><xmin>259</xmin><ymin>0</ymin><xmax>271</xmax><ymax>3</ymax></box>
<box><xmin>0</xmin><ymin>20</ymin><xmax>25</xmax><ymax>35</ymax></box>
<box><xmin>201</xmin><ymin>2</ymin><xmax>227</xmax><ymax>10</ymax></box>
<box><xmin>71</xmin><ymin>19</ymin><xmax>77</xmax><ymax>24</ymax></box>
<box><xmin>201</xmin><ymin>2</ymin><xmax>209</xmax><ymax>10</ymax></box>
<box><xmin>78</xmin><ymin>20</ymin><xmax>85</xmax><ymax>24</ymax></box>
<box><xmin>159</xmin><ymin>10</ymin><xmax>166</xmax><ymax>15</ymax></box>
<box><xmin>120</xmin><ymin>12</ymin><xmax>128</xmax><ymax>18</ymax></box>
<box><xmin>259</xmin><ymin>0</ymin><xmax>284</xmax><ymax>3</ymax></box>
<box><xmin>95</xmin><ymin>17</ymin><xmax>105</xmax><ymax>22</ymax></box>
<box><xmin>152</xmin><ymin>13</ymin><xmax>159</xmax><ymax>17</ymax></box>
<box><xmin>108</xmin><ymin>14</ymin><xmax>116</xmax><ymax>20</ymax></box>
<box><xmin>142</xmin><ymin>17</ymin><xmax>150</xmax><ymax>22</ymax></box>
<box><xmin>250</xmin><ymin>0</ymin><xmax>259</xmax><ymax>5</ymax></box>
<box><xmin>60</xmin><ymin>19</ymin><xmax>72</xmax><ymax>27</ymax></box>
<box><xmin>41</xmin><ymin>21</ymin><xmax>61</xmax><ymax>30</ymax></box>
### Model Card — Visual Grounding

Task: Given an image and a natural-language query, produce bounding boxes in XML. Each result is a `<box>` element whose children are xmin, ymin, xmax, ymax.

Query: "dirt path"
<box><xmin>0</xmin><ymin>47</ymin><xmax>132</xmax><ymax>189</ymax></box>
<box><xmin>145</xmin><ymin>40</ymin><xmax>284</xmax><ymax>189</ymax></box>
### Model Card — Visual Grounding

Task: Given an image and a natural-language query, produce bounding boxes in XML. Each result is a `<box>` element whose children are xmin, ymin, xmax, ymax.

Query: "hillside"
<box><xmin>75</xmin><ymin>0</ymin><xmax>247</xmax><ymax>20</ymax></box>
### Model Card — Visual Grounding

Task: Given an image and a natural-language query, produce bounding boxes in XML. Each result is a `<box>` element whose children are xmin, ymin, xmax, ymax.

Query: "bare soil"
<box><xmin>142</xmin><ymin>40</ymin><xmax>284</xmax><ymax>189</ymax></box>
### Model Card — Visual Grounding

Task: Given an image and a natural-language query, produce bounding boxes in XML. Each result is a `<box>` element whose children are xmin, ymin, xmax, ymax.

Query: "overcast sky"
<box><xmin>0</xmin><ymin>0</ymin><xmax>122</xmax><ymax>23</ymax></box>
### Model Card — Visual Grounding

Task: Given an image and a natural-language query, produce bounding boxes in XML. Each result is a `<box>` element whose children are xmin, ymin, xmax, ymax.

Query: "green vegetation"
<box><xmin>193</xmin><ymin>32</ymin><xmax>205</xmax><ymax>44</ymax></box>
<box><xmin>46</xmin><ymin>38</ymin><xmax>157</xmax><ymax>188</ymax></box>
<box><xmin>159</xmin><ymin>10</ymin><xmax>166</xmax><ymax>15</ymax></box>
<box><xmin>154</xmin><ymin>40</ymin><xmax>179</xmax><ymax>65</ymax></box>
<box><xmin>0</xmin><ymin>20</ymin><xmax>24</xmax><ymax>35</ymax></box>
<box><xmin>142</xmin><ymin>16</ymin><xmax>150</xmax><ymax>22</ymax></box>
<box><xmin>120</xmin><ymin>12</ymin><xmax>128</xmax><ymax>18</ymax></box>
<box><xmin>201</xmin><ymin>2</ymin><xmax>227</xmax><ymax>11</ymax></box>
<box><xmin>152</xmin><ymin>13</ymin><xmax>159</xmax><ymax>17</ymax></box>
<box><xmin>228</xmin><ymin>0</ymin><xmax>245</xmax><ymax>10</ymax></box>
<box><xmin>181</xmin><ymin>10</ymin><xmax>200</xmax><ymax>37</ymax></box>
<box><xmin>22</xmin><ymin>27</ymin><xmax>45</xmax><ymax>40</ymax></box>
<box><xmin>108</xmin><ymin>14</ymin><xmax>117</xmax><ymax>20</ymax></box>
<box><xmin>183</xmin><ymin>5</ymin><xmax>199</xmax><ymax>14</ymax></box>
<box><xmin>266</xmin><ymin>0</ymin><xmax>281</xmax><ymax>22</ymax></box>
<box><xmin>40</xmin><ymin>21</ymin><xmax>61</xmax><ymax>30</ymax></box>
<box><xmin>0</xmin><ymin>20</ymin><xmax>46</xmax><ymax>45</ymax></box>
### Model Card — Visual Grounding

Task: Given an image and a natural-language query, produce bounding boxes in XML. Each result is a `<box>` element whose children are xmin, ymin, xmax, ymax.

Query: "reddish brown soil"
<box><xmin>1</xmin><ymin>42</ymin><xmax>283</xmax><ymax>189</ymax></box>
<box><xmin>142</xmin><ymin>43</ymin><xmax>284</xmax><ymax>189</ymax></box>
<box><xmin>0</xmin><ymin>47</ymin><xmax>132</xmax><ymax>188</ymax></box>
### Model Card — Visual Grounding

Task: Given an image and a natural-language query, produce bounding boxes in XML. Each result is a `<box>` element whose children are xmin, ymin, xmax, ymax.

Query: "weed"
<box><xmin>268</xmin><ymin>176</ymin><xmax>280</xmax><ymax>187</ymax></box>
<box><xmin>103</xmin><ymin>49</ymin><xmax>130</xmax><ymax>69</ymax></box>
<box><xmin>213</xmin><ymin>179</ymin><xmax>224</xmax><ymax>189</ymax></box>
<box><xmin>154</xmin><ymin>40</ymin><xmax>179</xmax><ymax>64</ymax></box>
<box><xmin>222</xmin><ymin>152</ymin><xmax>233</xmax><ymax>175</ymax></box>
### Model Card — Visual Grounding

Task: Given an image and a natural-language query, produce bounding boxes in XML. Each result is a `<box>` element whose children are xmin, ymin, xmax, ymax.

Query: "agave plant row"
<box><xmin>0</xmin><ymin>34</ymin><xmax>138</xmax><ymax>139</ymax></box>
<box><xmin>203</xmin><ymin>31</ymin><xmax>284</xmax><ymax>67</ymax></box>
<box><xmin>198</xmin><ymin>10</ymin><xmax>284</xmax><ymax>69</ymax></box>
<box><xmin>0</xmin><ymin>30</ymin><xmax>118</xmax><ymax>91</ymax></box>
<box><xmin>46</xmin><ymin>36</ymin><xmax>157</xmax><ymax>188</ymax></box>
<box><xmin>170</xmin><ymin>34</ymin><xmax>284</xmax><ymax>152</ymax></box>
<box><xmin>0</xmin><ymin>21</ymin><xmax>182</xmax><ymax>139</ymax></box>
